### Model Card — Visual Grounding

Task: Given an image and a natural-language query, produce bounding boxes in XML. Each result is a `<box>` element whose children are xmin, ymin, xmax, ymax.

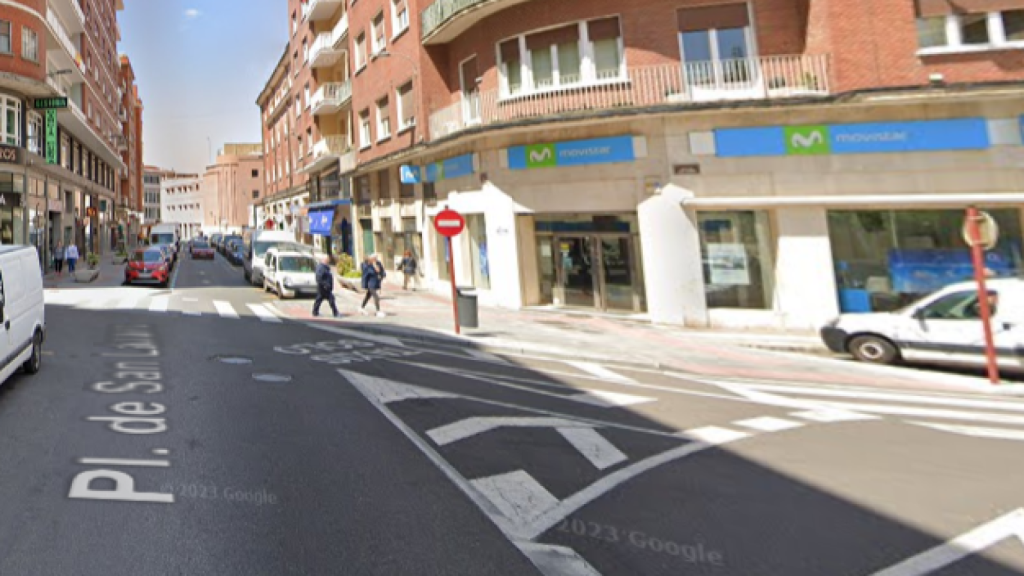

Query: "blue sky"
<box><xmin>118</xmin><ymin>0</ymin><xmax>285</xmax><ymax>173</ymax></box>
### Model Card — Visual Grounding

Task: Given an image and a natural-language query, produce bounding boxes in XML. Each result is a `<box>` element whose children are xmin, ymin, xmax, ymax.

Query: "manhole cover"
<box><xmin>252</xmin><ymin>373</ymin><xmax>292</xmax><ymax>383</ymax></box>
<box><xmin>213</xmin><ymin>355</ymin><xmax>253</xmax><ymax>365</ymax></box>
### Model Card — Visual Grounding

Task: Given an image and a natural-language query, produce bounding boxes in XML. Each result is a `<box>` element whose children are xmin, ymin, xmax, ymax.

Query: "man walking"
<box><xmin>312</xmin><ymin>255</ymin><xmax>340</xmax><ymax>318</ymax></box>
<box><xmin>359</xmin><ymin>254</ymin><xmax>386</xmax><ymax>317</ymax></box>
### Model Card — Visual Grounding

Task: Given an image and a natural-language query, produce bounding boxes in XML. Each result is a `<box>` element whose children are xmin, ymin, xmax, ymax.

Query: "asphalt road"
<box><xmin>2</xmin><ymin>251</ymin><xmax>1023</xmax><ymax>575</ymax></box>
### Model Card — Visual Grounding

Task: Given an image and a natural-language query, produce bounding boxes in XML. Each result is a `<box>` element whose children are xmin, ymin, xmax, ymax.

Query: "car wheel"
<box><xmin>848</xmin><ymin>335</ymin><xmax>900</xmax><ymax>365</ymax></box>
<box><xmin>278</xmin><ymin>283</ymin><xmax>287</xmax><ymax>300</ymax></box>
<box><xmin>23</xmin><ymin>331</ymin><xmax>42</xmax><ymax>374</ymax></box>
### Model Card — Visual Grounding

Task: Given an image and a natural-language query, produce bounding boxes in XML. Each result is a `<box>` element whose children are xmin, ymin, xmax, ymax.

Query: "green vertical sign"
<box><xmin>45</xmin><ymin>109</ymin><xmax>58</xmax><ymax>164</ymax></box>
<box><xmin>784</xmin><ymin>125</ymin><xmax>830</xmax><ymax>155</ymax></box>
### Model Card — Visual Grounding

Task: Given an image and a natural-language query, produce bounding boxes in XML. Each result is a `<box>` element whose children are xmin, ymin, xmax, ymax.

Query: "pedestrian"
<box><xmin>359</xmin><ymin>254</ymin><xmax>386</xmax><ymax>317</ymax></box>
<box><xmin>54</xmin><ymin>241</ymin><xmax>65</xmax><ymax>276</ymax></box>
<box><xmin>312</xmin><ymin>255</ymin><xmax>340</xmax><ymax>318</ymax></box>
<box><xmin>399</xmin><ymin>250</ymin><xmax>418</xmax><ymax>291</ymax></box>
<box><xmin>66</xmin><ymin>243</ymin><xmax>79</xmax><ymax>273</ymax></box>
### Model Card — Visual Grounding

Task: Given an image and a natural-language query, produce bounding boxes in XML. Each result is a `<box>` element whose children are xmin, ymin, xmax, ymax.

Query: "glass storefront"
<box><xmin>697</xmin><ymin>211</ymin><xmax>774</xmax><ymax>309</ymax></box>
<box><xmin>828</xmin><ymin>208</ymin><xmax>1023</xmax><ymax>312</ymax></box>
<box><xmin>465</xmin><ymin>214</ymin><xmax>490</xmax><ymax>290</ymax></box>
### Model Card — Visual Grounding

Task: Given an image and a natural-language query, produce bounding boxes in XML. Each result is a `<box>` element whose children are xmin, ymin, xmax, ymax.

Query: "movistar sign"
<box><xmin>715</xmin><ymin>118</ymin><xmax>990</xmax><ymax>157</ymax></box>
<box><xmin>508</xmin><ymin>136</ymin><xmax>636</xmax><ymax>170</ymax></box>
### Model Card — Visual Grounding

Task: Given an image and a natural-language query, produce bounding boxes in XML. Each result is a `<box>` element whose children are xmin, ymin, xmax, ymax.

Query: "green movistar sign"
<box><xmin>784</xmin><ymin>125</ymin><xmax>830</xmax><ymax>155</ymax></box>
<box><xmin>524</xmin><ymin>143</ymin><xmax>557</xmax><ymax>169</ymax></box>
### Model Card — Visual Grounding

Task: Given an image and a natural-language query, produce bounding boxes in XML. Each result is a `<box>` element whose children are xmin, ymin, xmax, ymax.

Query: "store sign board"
<box><xmin>45</xmin><ymin>110</ymin><xmax>58</xmax><ymax>164</ymax></box>
<box><xmin>308</xmin><ymin>209</ymin><xmax>334</xmax><ymax>236</ymax></box>
<box><xmin>0</xmin><ymin>144</ymin><xmax>19</xmax><ymax>164</ymax></box>
<box><xmin>508</xmin><ymin>135</ymin><xmax>636</xmax><ymax>170</ymax></box>
<box><xmin>0</xmin><ymin>192</ymin><xmax>19</xmax><ymax>207</ymax></box>
<box><xmin>425</xmin><ymin>154</ymin><xmax>475</xmax><ymax>182</ymax></box>
<box><xmin>399</xmin><ymin>165</ymin><xmax>421</xmax><ymax>184</ymax></box>
<box><xmin>715</xmin><ymin>118</ymin><xmax>991</xmax><ymax>157</ymax></box>
<box><xmin>34</xmin><ymin>97</ymin><xmax>68</xmax><ymax>109</ymax></box>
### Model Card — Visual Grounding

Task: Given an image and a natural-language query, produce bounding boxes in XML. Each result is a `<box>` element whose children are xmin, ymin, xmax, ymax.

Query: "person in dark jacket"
<box><xmin>312</xmin><ymin>255</ymin><xmax>340</xmax><ymax>318</ymax></box>
<box><xmin>399</xmin><ymin>250</ymin><xmax>418</xmax><ymax>291</ymax></box>
<box><xmin>360</xmin><ymin>254</ymin><xmax>386</xmax><ymax>317</ymax></box>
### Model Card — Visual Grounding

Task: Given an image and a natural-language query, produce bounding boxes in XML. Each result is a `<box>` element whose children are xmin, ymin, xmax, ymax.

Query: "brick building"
<box><xmin>0</xmin><ymin>0</ymin><xmax>130</xmax><ymax>267</ymax></box>
<box><xmin>118</xmin><ymin>53</ymin><xmax>142</xmax><ymax>247</ymax></box>
<box><xmin>202</xmin><ymin>143</ymin><xmax>264</xmax><ymax>232</ymax></box>
<box><xmin>261</xmin><ymin>0</ymin><xmax>1024</xmax><ymax>329</ymax></box>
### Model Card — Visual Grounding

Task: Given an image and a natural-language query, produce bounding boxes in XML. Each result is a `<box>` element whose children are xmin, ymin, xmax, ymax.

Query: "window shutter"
<box><xmin>677</xmin><ymin>3</ymin><xmax>751</xmax><ymax>32</ymax></box>
<box><xmin>588</xmin><ymin>17</ymin><xmax>621</xmax><ymax>42</ymax></box>
<box><xmin>400</xmin><ymin>85</ymin><xmax>414</xmax><ymax>122</ymax></box>
<box><xmin>526</xmin><ymin>25</ymin><xmax>580</xmax><ymax>51</ymax></box>
<box><xmin>499</xmin><ymin>39</ymin><xmax>520</xmax><ymax>63</ymax></box>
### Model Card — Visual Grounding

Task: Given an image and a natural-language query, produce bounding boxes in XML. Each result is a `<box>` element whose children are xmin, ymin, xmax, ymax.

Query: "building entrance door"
<box><xmin>544</xmin><ymin>234</ymin><xmax>642</xmax><ymax>311</ymax></box>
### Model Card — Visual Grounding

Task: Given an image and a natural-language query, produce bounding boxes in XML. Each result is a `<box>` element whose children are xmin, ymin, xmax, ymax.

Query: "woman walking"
<box><xmin>65</xmin><ymin>243</ymin><xmax>79</xmax><ymax>273</ymax></box>
<box><xmin>399</xmin><ymin>250</ymin><xmax>418</xmax><ymax>291</ymax></box>
<box><xmin>53</xmin><ymin>241</ymin><xmax>65</xmax><ymax>276</ymax></box>
<box><xmin>359</xmin><ymin>254</ymin><xmax>386</xmax><ymax>317</ymax></box>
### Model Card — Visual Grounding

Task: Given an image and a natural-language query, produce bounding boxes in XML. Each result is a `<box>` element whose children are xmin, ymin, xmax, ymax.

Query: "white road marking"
<box><xmin>471</xmin><ymin>470</ymin><xmax>560</xmax><ymax>527</ymax></box>
<box><xmin>735</xmin><ymin>416</ymin><xmax>804</xmax><ymax>432</ymax></box>
<box><xmin>427</xmin><ymin>416</ymin><xmax>587</xmax><ymax>446</ymax></box>
<box><xmin>306</xmin><ymin>323</ymin><xmax>405</xmax><ymax>347</ymax></box>
<box><xmin>736</xmin><ymin>382</ymin><xmax>1024</xmax><ymax>412</ymax></box>
<box><xmin>117</xmin><ymin>298</ymin><xmax>138</xmax><ymax>310</ymax></box>
<box><xmin>340</xmin><ymin>371</ymin><xmax>457</xmax><ymax>404</ymax></box>
<box><xmin>247</xmin><ymin>303</ymin><xmax>282</xmax><ymax>323</ymax></box>
<box><xmin>565</xmin><ymin>361</ymin><xmax>636</xmax><ymax>384</ymax></box>
<box><xmin>569</xmin><ymin>389</ymin><xmax>656</xmax><ymax>408</ymax></box>
<box><xmin>799</xmin><ymin>400</ymin><xmax>1024</xmax><ymax>427</ymax></box>
<box><xmin>679</xmin><ymin>426</ymin><xmax>748</xmax><ymax>444</ymax></box>
<box><xmin>213</xmin><ymin>301</ymin><xmax>239</xmax><ymax>319</ymax></box>
<box><xmin>791</xmin><ymin>409</ymin><xmax>880</xmax><ymax>423</ymax></box>
<box><xmin>148</xmin><ymin>297</ymin><xmax>169</xmax><ymax>312</ymax></box>
<box><xmin>182</xmin><ymin>297</ymin><xmax>199</xmax><ymax>302</ymax></box>
<box><xmin>908</xmin><ymin>421</ymin><xmax>1024</xmax><ymax>442</ymax></box>
<box><xmin>556</xmin><ymin>427</ymin><xmax>627</xmax><ymax>470</ymax></box>
<box><xmin>182</xmin><ymin>311</ymin><xmax>201</xmax><ymax>316</ymax></box>
<box><xmin>871</xmin><ymin>509</ymin><xmax>1024</xmax><ymax>576</ymax></box>
<box><xmin>515</xmin><ymin>542</ymin><xmax>603</xmax><ymax>576</ymax></box>
<box><xmin>466</xmin><ymin>349</ymin><xmax>511</xmax><ymax>364</ymax></box>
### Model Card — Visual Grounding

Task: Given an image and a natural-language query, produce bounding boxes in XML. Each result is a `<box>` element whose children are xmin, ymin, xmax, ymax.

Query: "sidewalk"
<box><xmin>43</xmin><ymin>259</ymin><xmax>128</xmax><ymax>290</ymax></box>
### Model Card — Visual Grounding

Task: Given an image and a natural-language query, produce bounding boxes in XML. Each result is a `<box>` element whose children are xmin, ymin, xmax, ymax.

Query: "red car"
<box><xmin>125</xmin><ymin>248</ymin><xmax>171</xmax><ymax>287</ymax></box>
<box><xmin>191</xmin><ymin>240</ymin><xmax>215</xmax><ymax>259</ymax></box>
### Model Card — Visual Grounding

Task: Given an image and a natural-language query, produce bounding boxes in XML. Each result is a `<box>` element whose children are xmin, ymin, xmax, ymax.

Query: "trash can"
<box><xmin>456</xmin><ymin>286</ymin><xmax>479</xmax><ymax>328</ymax></box>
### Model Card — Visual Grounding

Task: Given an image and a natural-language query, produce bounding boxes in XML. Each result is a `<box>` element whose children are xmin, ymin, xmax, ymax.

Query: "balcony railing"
<box><xmin>339</xmin><ymin>150</ymin><xmax>356</xmax><ymax>173</ymax></box>
<box><xmin>421</xmin><ymin>0</ymin><xmax>489</xmax><ymax>41</ymax></box>
<box><xmin>312</xmin><ymin>135</ymin><xmax>349</xmax><ymax>160</ymax></box>
<box><xmin>47</xmin><ymin>9</ymin><xmax>81</xmax><ymax>64</ymax></box>
<box><xmin>70</xmin><ymin>0</ymin><xmax>86</xmax><ymax>27</ymax></box>
<box><xmin>429</xmin><ymin>55</ymin><xmax>830</xmax><ymax>140</ymax></box>
<box><xmin>310</xmin><ymin>32</ymin><xmax>342</xmax><ymax>68</ymax></box>
<box><xmin>305</xmin><ymin>0</ymin><xmax>343</xmax><ymax>22</ymax></box>
<box><xmin>310</xmin><ymin>80</ymin><xmax>352</xmax><ymax>115</ymax></box>
<box><xmin>332</xmin><ymin>12</ymin><xmax>349</xmax><ymax>46</ymax></box>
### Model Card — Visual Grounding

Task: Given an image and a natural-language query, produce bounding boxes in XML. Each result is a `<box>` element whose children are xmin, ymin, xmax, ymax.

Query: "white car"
<box><xmin>821</xmin><ymin>278</ymin><xmax>1024</xmax><ymax>371</ymax></box>
<box><xmin>263</xmin><ymin>249</ymin><xmax>319</xmax><ymax>299</ymax></box>
<box><xmin>0</xmin><ymin>246</ymin><xmax>45</xmax><ymax>386</ymax></box>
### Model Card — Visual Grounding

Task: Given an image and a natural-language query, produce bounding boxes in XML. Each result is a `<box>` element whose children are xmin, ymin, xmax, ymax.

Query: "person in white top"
<box><xmin>65</xmin><ymin>243</ymin><xmax>80</xmax><ymax>273</ymax></box>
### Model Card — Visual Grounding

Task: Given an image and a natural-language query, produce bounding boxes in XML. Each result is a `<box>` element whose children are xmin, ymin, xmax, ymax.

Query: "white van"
<box><xmin>243</xmin><ymin>230</ymin><xmax>309</xmax><ymax>287</ymax></box>
<box><xmin>821</xmin><ymin>278</ymin><xmax>1024</xmax><ymax>372</ymax></box>
<box><xmin>263</xmin><ymin>248</ymin><xmax>318</xmax><ymax>299</ymax></box>
<box><xmin>149</xmin><ymin>223</ymin><xmax>180</xmax><ymax>262</ymax></box>
<box><xmin>0</xmin><ymin>246</ymin><xmax>45</xmax><ymax>386</ymax></box>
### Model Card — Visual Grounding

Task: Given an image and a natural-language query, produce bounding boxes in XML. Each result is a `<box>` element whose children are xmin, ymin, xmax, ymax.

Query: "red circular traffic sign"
<box><xmin>434</xmin><ymin>209</ymin><xmax>465</xmax><ymax>238</ymax></box>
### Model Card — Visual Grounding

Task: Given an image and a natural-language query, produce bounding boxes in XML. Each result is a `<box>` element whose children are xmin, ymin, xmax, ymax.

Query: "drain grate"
<box><xmin>213</xmin><ymin>355</ymin><xmax>253</xmax><ymax>365</ymax></box>
<box><xmin>252</xmin><ymin>373</ymin><xmax>292</xmax><ymax>383</ymax></box>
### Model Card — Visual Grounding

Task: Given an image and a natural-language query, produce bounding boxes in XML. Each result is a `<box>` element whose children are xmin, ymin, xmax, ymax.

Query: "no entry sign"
<box><xmin>434</xmin><ymin>209</ymin><xmax>465</xmax><ymax>237</ymax></box>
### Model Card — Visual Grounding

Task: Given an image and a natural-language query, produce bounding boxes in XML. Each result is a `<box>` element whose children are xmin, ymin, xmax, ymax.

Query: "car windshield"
<box><xmin>255</xmin><ymin>241</ymin><xmax>302</xmax><ymax>257</ymax></box>
<box><xmin>131</xmin><ymin>251</ymin><xmax>162</xmax><ymax>263</ymax></box>
<box><xmin>280</xmin><ymin>256</ymin><xmax>315</xmax><ymax>272</ymax></box>
<box><xmin>152</xmin><ymin>233</ymin><xmax>175</xmax><ymax>245</ymax></box>
<box><xmin>193</xmin><ymin>241</ymin><xmax>209</xmax><ymax>249</ymax></box>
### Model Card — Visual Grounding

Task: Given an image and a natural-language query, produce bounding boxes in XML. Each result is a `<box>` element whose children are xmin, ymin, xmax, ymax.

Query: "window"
<box><xmin>697</xmin><ymin>211</ymin><xmax>774</xmax><ymax>310</ymax></box>
<box><xmin>396</xmin><ymin>81</ymin><xmax>415</xmax><ymax>130</ymax></box>
<box><xmin>252</xmin><ymin>190</ymin><xmax>259</xmax><ymax>199</ymax></box>
<box><xmin>295</xmin><ymin>95</ymin><xmax>301</xmax><ymax>118</ymax></box>
<box><xmin>303</xmin><ymin>38</ymin><xmax>309</xmax><ymax>62</ymax></box>
<box><xmin>423</xmin><ymin>181</ymin><xmax>436</xmax><ymax>201</ymax></box>
<box><xmin>292</xmin><ymin>11</ymin><xmax>297</xmax><ymax>35</ymax></box>
<box><xmin>251</xmin><ymin>169</ymin><xmax>259</xmax><ymax>177</ymax></box>
<box><xmin>27</xmin><ymin>112</ymin><xmax>42</xmax><ymax>154</ymax></box>
<box><xmin>304</xmin><ymin>83</ymin><xmax>310</xmax><ymax>108</ymax></box>
<box><xmin>21</xmin><ymin>27</ymin><xmax>36</xmax><ymax>62</ymax></box>
<box><xmin>0</xmin><ymin>96</ymin><xmax>20</xmax><ymax>146</ymax></box>
<box><xmin>306</xmin><ymin>127</ymin><xmax>312</xmax><ymax>154</ymax></box>
<box><xmin>372</xmin><ymin>12</ymin><xmax>386</xmax><ymax>55</ymax></box>
<box><xmin>392</xmin><ymin>0</ymin><xmax>409</xmax><ymax>36</ymax></box>
<box><xmin>359</xmin><ymin>109</ymin><xmax>371</xmax><ymax>149</ymax></box>
<box><xmin>378</xmin><ymin>169</ymin><xmax>391</xmax><ymax>199</ymax></box>
<box><xmin>0</xmin><ymin>21</ymin><xmax>10</xmax><ymax>55</ymax></box>
<box><xmin>376</xmin><ymin>97</ymin><xmax>390</xmax><ymax>141</ymax></box>
<box><xmin>678</xmin><ymin>4</ymin><xmax>752</xmax><ymax>86</ymax></box>
<box><xmin>355</xmin><ymin>33</ymin><xmax>368</xmax><ymax>70</ymax></box>
<box><xmin>915</xmin><ymin>8</ymin><xmax>1024</xmax><ymax>52</ymax></box>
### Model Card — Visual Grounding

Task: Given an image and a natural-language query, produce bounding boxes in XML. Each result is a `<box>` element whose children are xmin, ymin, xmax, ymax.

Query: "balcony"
<box><xmin>332</xmin><ymin>12</ymin><xmax>349</xmax><ymax>47</ymax></box>
<box><xmin>49</xmin><ymin>0</ymin><xmax>85</xmax><ymax>34</ymax></box>
<box><xmin>305</xmin><ymin>0</ymin><xmax>343</xmax><ymax>22</ymax></box>
<box><xmin>45</xmin><ymin>9</ymin><xmax>86</xmax><ymax>83</ymax></box>
<box><xmin>421</xmin><ymin>0</ymin><xmax>533</xmax><ymax>45</ymax></box>
<box><xmin>429</xmin><ymin>55</ymin><xmax>831</xmax><ymax>140</ymax></box>
<box><xmin>309</xmin><ymin>33</ymin><xmax>344</xmax><ymax>68</ymax></box>
<box><xmin>310</xmin><ymin>81</ymin><xmax>352</xmax><ymax>116</ymax></box>
<box><xmin>300</xmin><ymin>135</ymin><xmax>350</xmax><ymax>174</ymax></box>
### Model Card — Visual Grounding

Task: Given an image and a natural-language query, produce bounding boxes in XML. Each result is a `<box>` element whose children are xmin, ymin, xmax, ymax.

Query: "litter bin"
<box><xmin>456</xmin><ymin>286</ymin><xmax>479</xmax><ymax>328</ymax></box>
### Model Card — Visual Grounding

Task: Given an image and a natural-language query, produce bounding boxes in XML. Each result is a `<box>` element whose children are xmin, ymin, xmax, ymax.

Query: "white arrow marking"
<box><xmin>556</xmin><ymin>427</ymin><xmax>627</xmax><ymax>470</ymax></box>
<box><xmin>471</xmin><ymin>470</ymin><xmax>560</xmax><ymax>528</ymax></box>
<box><xmin>871</xmin><ymin>509</ymin><xmax>1024</xmax><ymax>576</ymax></box>
<box><xmin>566</xmin><ymin>361</ymin><xmax>636</xmax><ymax>384</ymax></box>
<box><xmin>908</xmin><ymin>421</ymin><xmax>1024</xmax><ymax>442</ymax></box>
<box><xmin>427</xmin><ymin>416</ymin><xmax>588</xmax><ymax>446</ymax></box>
<box><xmin>341</xmin><ymin>370</ymin><xmax>457</xmax><ymax>404</ymax></box>
<box><xmin>516</xmin><ymin>542</ymin><xmax>602</xmax><ymax>576</ymax></box>
<box><xmin>307</xmin><ymin>324</ymin><xmax>405</xmax><ymax>347</ymax></box>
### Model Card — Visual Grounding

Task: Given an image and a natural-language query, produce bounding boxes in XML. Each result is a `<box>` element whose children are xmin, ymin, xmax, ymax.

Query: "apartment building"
<box><xmin>202</xmin><ymin>143</ymin><xmax>265</xmax><ymax>232</ymax></box>
<box><xmin>118</xmin><ymin>54</ymin><xmax>143</xmax><ymax>247</ymax></box>
<box><xmin>324</xmin><ymin>0</ymin><xmax>1024</xmax><ymax>331</ymax></box>
<box><xmin>160</xmin><ymin>173</ymin><xmax>202</xmax><ymax>239</ymax></box>
<box><xmin>142</xmin><ymin>165</ymin><xmax>163</xmax><ymax>224</ymax></box>
<box><xmin>0</xmin><ymin>0</ymin><xmax>129</xmax><ymax>267</ymax></box>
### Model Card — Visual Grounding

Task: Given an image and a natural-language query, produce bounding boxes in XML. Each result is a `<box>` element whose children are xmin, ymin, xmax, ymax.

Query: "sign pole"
<box><xmin>966</xmin><ymin>206</ymin><xmax>1000</xmax><ymax>384</ymax></box>
<box><xmin>447</xmin><ymin>236</ymin><xmax>460</xmax><ymax>335</ymax></box>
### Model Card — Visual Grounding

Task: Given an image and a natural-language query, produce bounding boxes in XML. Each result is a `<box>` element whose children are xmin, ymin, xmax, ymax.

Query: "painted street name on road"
<box><xmin>274</xmin><ymin>339</ymin><xmax>420</xmax><ymax>364</ymax></box>
<box><xmin>70</xmin><ymin>324</ymin><xmax>175</xmax><ymax>504</ymax></box>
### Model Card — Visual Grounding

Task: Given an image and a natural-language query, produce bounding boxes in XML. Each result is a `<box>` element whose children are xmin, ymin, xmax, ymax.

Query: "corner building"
<box><xmin>346</xmin><ymin>0</ymin><xmax>1024</xmax><ymax>329</ymax></box>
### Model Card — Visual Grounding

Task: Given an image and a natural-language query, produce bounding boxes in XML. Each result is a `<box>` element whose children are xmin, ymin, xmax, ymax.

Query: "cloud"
<box><xmin>184</xmin><ymin>8</ymin><xmax>201</xmax><ymax>19</ymax></box>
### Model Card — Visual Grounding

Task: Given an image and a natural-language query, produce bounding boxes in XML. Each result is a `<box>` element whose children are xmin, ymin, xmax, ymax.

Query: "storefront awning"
<box><xmin>681</xmin><ymin>193</ymin><xmax>1024</xmax><ymax>209</ymax></box>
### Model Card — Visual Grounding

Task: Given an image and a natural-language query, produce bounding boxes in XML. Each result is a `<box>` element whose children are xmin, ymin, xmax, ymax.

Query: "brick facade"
<box><xmin>0</xmin><ymin>3</ymin><xmax>47</xmax><ymax>83</ymax></box>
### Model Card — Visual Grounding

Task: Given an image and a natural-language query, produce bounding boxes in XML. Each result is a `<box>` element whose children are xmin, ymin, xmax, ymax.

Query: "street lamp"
<box><xmin>375</xmin><ymin>50</ymin><xmax>421</xmax><ymax>140</ymax></box>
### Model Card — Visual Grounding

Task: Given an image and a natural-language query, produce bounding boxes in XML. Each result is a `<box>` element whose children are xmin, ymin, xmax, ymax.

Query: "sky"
<box><xmin>117</xmin><ymin>0</ymin><xmax>286</xmax><ymax>174</ymax></box>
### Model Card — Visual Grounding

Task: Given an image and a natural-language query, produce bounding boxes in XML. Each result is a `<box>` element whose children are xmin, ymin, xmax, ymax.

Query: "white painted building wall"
<box><xmin>160</xmin><ymin>176</ymin><xmax>204</xmax><ymax>238</ymax></box>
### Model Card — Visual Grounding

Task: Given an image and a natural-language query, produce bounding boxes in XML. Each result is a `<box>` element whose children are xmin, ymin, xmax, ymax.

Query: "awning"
<box><xmin>681</xmin><ymin>193</ymin><xmax>1024</xmax><ymax>209</ymax></box>
<box><xmin>308</xmin><ymin>209</ymin><xmax>335</xmax><ymax>236</ymax></box>
<box><xmin>307</xmin><ymin>198</ymin><xmax>352</xmax><ymax>209</ymax></box>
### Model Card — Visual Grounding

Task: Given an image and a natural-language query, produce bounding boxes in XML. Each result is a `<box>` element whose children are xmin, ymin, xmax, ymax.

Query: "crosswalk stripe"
<box><xmin>737</xmin><ymin>383</ymin><xmax>1024</xmax><ymax>413</ymax></box>
<box><xmin>735</xmin><ymin>416</ymin><xmax>804</xmax><ymax>432</ymax></box>
<box><xmin>556</xmin><ymin>427</ymin><xmax>627</xmax><ymax>470</ymax></box>
<box><xmin>118</xmin><ymin>298</ymin><xmax>138</xmax><ymax>310</ymax></box>
<box><xmin>565</xmin><ymin>361</ymin><xmax>636</xmax><ymax>384</ymax></box>
<box><xmin>799</xmin><ymin>400</ymin><xmax>1024</xmax><ymax>427</ymax></box>
<box><xmin>680</xmin><ymin>426</ymin><xmax>748</xmax><ymax>444</ymax></box>
<box><xmin>247</xmin><ymin>303</ymin><xmax>282</xmax><ymax>323</ymax></box>
<box><xmin>908</xmin><ymin>421</ymin><xmax>1024</xmax><ymax>442</ymax></box>
<box><xmin>148</xmin><ymin>297</ymin><xmax>168</xmax><ymax>312</ymax></box>
<box><xmin>791</xmin><ymin>409</ymin><xmax>880</xmax><ymax>423</ymax></box>
<box><xmin>213</xmin><ymin>301</ymin><xmax>239</xmax><ymax>319</ymax></box>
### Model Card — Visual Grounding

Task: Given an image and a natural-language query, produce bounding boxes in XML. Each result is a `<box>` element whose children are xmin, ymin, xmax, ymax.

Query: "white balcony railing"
<box><xmin>310</xmin><ymin>81</ymin><xmax>353</xmax><ymax>115</ymax></box>
<box><xmin>332</xmin><ymin>12</ymin><xmax>349</xmax><ymax>46</ymax></box>
<box><xmin>421</xmin><ymin>0</ymin><xmax>489</xmax><ymax>40</ymax></box>
<box><xmin>70</xmin><ymin>0</ymin><xmax>86</xmax><ymax>27</ymax></box>
<box><xmin>310</xmin><ymin>33</ymin><xmax>341</xmax><ymax>67</ymax></box>
<box><xmin>47</xmin><ymin>9</ymin><xmax>81</xmax><ymax>64</ymax></box>
<box><xmin>312</xmin><ymin>135</ymin><xmax>349</xmax><ymax>160</ymax></box>
<box><xmin>429</xmin><ymin>55</ymin><xmax>830</xmax><ymax>140</ymax></box>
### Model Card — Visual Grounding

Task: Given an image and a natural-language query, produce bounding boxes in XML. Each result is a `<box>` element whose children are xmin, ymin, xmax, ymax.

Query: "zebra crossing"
<box><xmin>43</xmin><ymin>288</ymin><xmax>285</xmax><ymax>324</ymax></box>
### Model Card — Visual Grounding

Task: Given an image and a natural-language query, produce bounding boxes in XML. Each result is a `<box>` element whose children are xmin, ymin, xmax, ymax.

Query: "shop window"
<box><xmin>465</xmin><ymin>214</ymin><xmax>490</xmax><ymax>290</ymax></box>
<box><xmin>828</xmin><ymin>209</ymin><xmax>1023</xmax><ymax>313</ymax></box>
<box><xmin>697</xmin><ymin>211</ymin><xmax>774</xmax><ymax>310</ymax></box>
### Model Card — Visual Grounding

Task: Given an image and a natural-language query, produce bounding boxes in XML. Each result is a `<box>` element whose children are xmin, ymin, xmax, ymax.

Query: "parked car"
<box><xmin>210</xmin><ymin>234</ymin><xmax>223</xmax><ymax>251</ymax></box>
<box><xmin>191</xmin><ymin>240</ymin><xmax>215</xmax><ymax>260</ymax></box>
<box><xmin>262</xmin><ymin>248</ymin><xmax>318</xmax><ymax>299</ymax></box>
<box><xmin>0</xmin><ymin>246</ymin><xmax>46</xmax><ymax>385</ymax></box>
<box><xmin>227</xmin><ymin>242</ymin><xmax>246</xmax><ymax>266</ymax></box>
<box><xmin>125</xmin><ymin>248</ymin><xmax>172</xmax><ymax>287</ymax></box>
<box><xmin>220</xmin><ymin>235</ymin><xmax>243</xmax><ymax>256</ymax></box>
<box><xmin>821</xmin><ymin>278</ymin><xmax>1024</xmax><ymax>372</ymax></box>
